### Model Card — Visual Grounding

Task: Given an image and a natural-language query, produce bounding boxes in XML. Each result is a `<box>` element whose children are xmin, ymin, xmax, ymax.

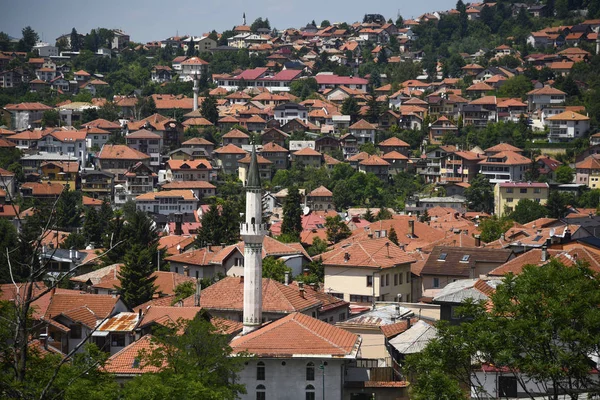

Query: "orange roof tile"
<box><xmin>359</xmin><ymin>155</ymin><xmax>390</xmax><ymax>166</ymax></box>
<box><xmin>319</xmin><ymin>237</ymin><xmax>415</xmax><ymax>269</ymax></box>
<box><xmin>293</xmin><ymin>147</ymin><xmax>322</xmax><ymax>156</ymax></box>
<box><xmin>135</xmin><ymin>190</ymin><xmax>197</xmax><ymax>201</ymax></box>
<box><xmin>230</xmin><ymin>312</ymin><xmax>360</xmax><ymax>357</ymax></box>
<box><xmin>166</xmin><ymin>159</ymin><xmax>212</xmax><ymax>170</ymax></box>
<box><xmin>98</xmin><ymin>145</ymin><xmax>150</xmax><ymax>160</ymax></box>
<box><xmin>104</xmin><ymin>335</ymin><xmax>164</xmax><ymax>375</ymax></box>
<box><xmin>378</xmin><ymin>137</ymin><xmax>410</xmax><ymax>147</ymax></box>
<box><xmin>214</xmin><ymin>144</ymin><xmax>247</xmax><ymax>154</ymax></box>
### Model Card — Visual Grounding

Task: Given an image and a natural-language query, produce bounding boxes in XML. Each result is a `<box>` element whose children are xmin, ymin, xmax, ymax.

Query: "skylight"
<box><xmin>438</xmin><ymin>253</ymin><xmax>447</xmax><ymax>261</ymax></box>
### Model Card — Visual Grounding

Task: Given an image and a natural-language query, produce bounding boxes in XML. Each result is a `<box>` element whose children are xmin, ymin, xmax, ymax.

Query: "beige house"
<box><xmin>494</xmin><ymin>182</ymin><xmax>550</xmax><ymax>216</ymax></box>
<box><xmin>321</xmin><ymin>238</ymin><xmax>415</xmax><ymax>303</ymax></box>
<box><xmin>306</xmin><ymin>186</ymin><xmax>334</xmax><ymax>211</ymax></box>
<box><xmin>292</xmin><ymin>147</ymin><xmax>323</xmax><ymax>168</ymax></box>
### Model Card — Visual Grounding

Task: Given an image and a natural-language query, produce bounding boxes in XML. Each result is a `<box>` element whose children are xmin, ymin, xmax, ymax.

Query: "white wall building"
<box><xmin>135</xmin><ymin>190</ymin><xmax>199</xmax><ymax>215</ymax></box>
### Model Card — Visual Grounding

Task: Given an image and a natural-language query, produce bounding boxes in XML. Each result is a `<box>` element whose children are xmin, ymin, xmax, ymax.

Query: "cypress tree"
<box><xmin>118</xmin><ymin>244</ymin><xmax>157</xmax><ymax>307</ymax></box>
<box><xmin>281</xmin><ymin>186</ymin><xmax>302</xmax><ymax>241</ymax></box>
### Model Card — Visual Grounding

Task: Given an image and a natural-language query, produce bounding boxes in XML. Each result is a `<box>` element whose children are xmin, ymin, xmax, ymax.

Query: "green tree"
<box><xmin>359</xmin><ymin>142</ymin><xmax>377</xmax><ymax>155</ymax></box>
<box><xmin>250</xmin><ymin>17</ymin><xmax>271</xmax><ymax>32</ymax></box>
<box><xmin>195</xmin><ymin>204</ymin><xmax>221</xmax><ymax>247</ymax></box>
<box><xmin>496</xmin><ymin>75</ymin><xmax>534</xmax><ymax>99</ymax></box>
<box><xmin>408</xmin><ymin>260</ymin><xmax>600</xmax><ymax>399</ymax></box>
<box><xmin>555</xmin><ymin>165</ymin><xmax>574</xmax><ymax>184</ymax></box>
<box><xmin>325</xmin><ymin>215</ymin><xmax>351</xmax><ymax>244</ymax></box>
<box><xmin>365</xmin><ymin>94</ymin><xmax>382</xmax><ymax>123</ymax></box>
<box><xmin>98</xmin><ymin>101</ymin><xmax>120</xmax><ymax>121</ymax></box>
<box><xmin>172</xmin><ymin>281</ymin><xmax>196</xmax><ymax>305</ymax></box>
<box><xmin>289</xmin><ymin>77</ymin><xmax>318</xmax><ymax>100</ymax></box>
<box><xmin>281</xmin><ymin>186</ymin><xmax>302</xmax><ymax>241</ymax></box>
<box><xmin>186</xmin><ymin>37</ymin><xmax>195</xmax><ymax>57</ymax></box>
<box><xmin>200</xmin><ymin>96</ymin><xmax>219</xmax><ymax>125</ymax></box>
<box><xmin>577</xmin><ymin>189</ymin><xmax>600</xmax><ymax>209</ymax></box>
<box><xmin>307</xmin><ymin>237</ymin><xmax>329</xmax><ymax>257</ymax></box>
<box><xmin>479</xmin><ymin>216</ymin><xmax>513</xmax><ymax>243</ymax></box>
<box><xmin>118</xmin><ymin>244</ymin><xmax>157</xmax><ymax>307</ymax></box>
<box><xmin>363</xmin><ymin>208</ymin><xmax>375</xmax><ymax>222</ymax></box>
<box><xmin>55</xmin><ymin>187</ymin><xmax>82</xmax><ymax>229</ymax></box>
<box><xmin>82</xmin><ymin>207</ymin><xmax>103</xmax><ymax>245</ymax></box>
<box><xmin>0</xmin><ymin>218</ymin><xmax>19</xmax><ymax>283</ymax></box>
<box><xmin>376</xmin><ymin>207</ymin><xmax>393</xmax><ymax>220</ymax></box>
<box><xmin>137</xmin><ymin>96</ymin><xmax>157</xmax><ymax>119</ymax></box>
<box><xmin>546</xmin><ymin>190</ymin><xmax>568</xmax><ymax>218</ymax></box>
<box><xmin>18</xmin><ymin>26</ymin><xmax>39</xmax><ymax>53</ymax></box>
<box><xmin>70</xmin><ymin>28</ymin><xmax>81</xmax><ymax>51</ymax></box>
<box><xmin>262</xmin><ymin>256</ymin><xmax>292</xmax><ymax>282</ymax></box>
<box><xmin>508</xmin><ymin>198</ymin><xmax>547</xmax><ymax>224</ymax></box>
<box><xmin>320</xmin><ymin>20</ymin><xmax>331</xmax><ymax>28</ymax></box>
<box><xmin>341</xmin><ymin>96</ymin><xmax>360</xmax><ymax>124</ymax></box>
<box><xmin>41</xmin><ymin>110</ymin><xmax>60</xmax><ymax>128</ymax></box>
<box><xmin>0</xmin><ymin>31</ymin><xmax>11</xmax><ymax>51</ymax></box>
<box><xmin>122</xmin><ymin>316</ymin><xmax>245</xmax><ymax>400</ymax></box>
<box><xmin>388</xmin><ymin>227</ymin><xmax>399</xmax><ymax>245</ymax></box>
<box><xmin>464</xmin><ymin>174</ymin><xmax>494</xmax><ymax>214</ymax></box>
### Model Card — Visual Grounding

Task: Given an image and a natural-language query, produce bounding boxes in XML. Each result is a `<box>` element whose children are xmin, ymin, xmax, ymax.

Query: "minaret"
<box><xmin>241</xmin><ymin>146</ymin><xmax>267</xmax><ymax>334</ymax></box>
<box><xmin>596</xmin><ymin>28</ymin><xmax>600</xmax><ymax>56</ymax></box>
<box><xmin>192</xmin><ymin>72</ymin><xmax>199</xmax><ymax>112</ymax></box>
<box><xmin>243</xmin><ymin>12</ymin><xmax>247</xmax><ymax>26</ymax></box>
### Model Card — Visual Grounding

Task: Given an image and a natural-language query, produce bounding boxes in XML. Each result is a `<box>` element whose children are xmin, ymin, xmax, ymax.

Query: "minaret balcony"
<box><xmin>240</xmin><ymin>222</ymin><xmax>269</xmax><ymax>237</ymax></box>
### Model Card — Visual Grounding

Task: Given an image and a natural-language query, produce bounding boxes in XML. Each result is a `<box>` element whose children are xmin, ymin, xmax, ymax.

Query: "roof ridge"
<box><xmin>292</xmin><ymin>314</ymin><xmax>349</xmax><ymax>353</ymax></box>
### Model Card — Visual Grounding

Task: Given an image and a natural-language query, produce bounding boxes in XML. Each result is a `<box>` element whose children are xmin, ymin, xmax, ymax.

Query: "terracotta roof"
<box><xmin>98</xmin><ymin>145</ymin><xmax>150</xmax><ymax>160</ymax></box>
<box><xmin>21</xmin><ymin>182</ymin><xmax>64</xmax><ymax>196</ymax></box>
<box><xmin>347</xmin><ymin>152</ymin><xmax>370</xmax><ymax>162</ymax></box>
<box><xmin>161</xmin><ymin>181</ymin><xmax>216</xmax><ymax>190</ymax></box>
<box><xmin>261</xmin><ymin>141</ymin><xmax>288</xmax><ymax>153</ymax></box>
<box><xmin>421</xmin><ymin>246</ymin><xmax>512</xmax><ymax>277</ymax></box>
<box><xmin>359</xmin><ymin>155</ymin><xmax>390</xmax><ymax>166</ymax></box>
<box><xmin>74</xmin><ymin>70</ymin><xmax>90</xmax><ymax>76</ymax></box>
<box><xmin>181</xmin><ymin>137</ymin><xmax>214</xmax><ymax>146</ymax></box>
<box><xmin>378</xmin><ymin>137</ymin><xmax>409</xmax><ymax>147</ymax></box>
<box><xmin>546</xmin><ymin>111</ymin><xmax>589</xmax><ymax>121</ymax></box>
<box><xmin>41</xmin><ymin>161</ymin><xmax>79</xmax><ymax>173</ymax></box>
<box><xmin>230</xmin><ymin>312</ymin><xmax>360</xmax><ymax>357</ymax></box>
<box><xmin>182</xmin><ymin>117</ymin><xmax>214</xmax><ymax>127</ymax></box>
<box><xmin>45</xmin><ymin>292</ymin><xmax>120</xmax><ymax>321</ymax></box>
<box><xmin>135</xmin><ymin>189</ymin><xmax>197</xmax><ymax>201</ymax></box>
<box><xmin>319</xmin><ymin>237</ymin><xmax>415</xmax><ymax>269</ymax></box>
<box><xmin>527</xmin><ymin>86</ymin><xmax>566</xmax><ymax>96</ymax></box>
<box><xmin>104</xmin><ymin>335</ymin><xmax>164</xmax><ymax>375</ymax></box>
<box><xmin>323</xmin><ymin>154</ymin><xmax>341</xmax><ymax>165</ymax></box>
<box><xmin>214</xmin><ymin>144</ymin><xmax>247</xmax><ymax>154</ymax></box>
<box><xmin>479</xmin><ymin>150</ymin><xmax>530</xmax><ymax>166</ymax></box>
<box><xmin>199</xmin><ymin>277</ymin><xmax>321</xmax><ymax>314</ymax></box>
<box><xmin>166</xmin><ymin>159</ymin><xmax>212</xmax><ymax>170</ymax></box>
<box><xmin>308</xmin><ymin>185</ymin><xmax>333</xmax><ymax>197</ymax></box>
<box><xmin>467</xmin><ymin>82</ymin><xmax>494</xmax><ymax>92</ymax></box>
<box><xmin>238</xmin><ymin>153</ymin><xmax>272</xmax><ymax>164</ymax></box>
<box><xmin>126</xmin><ymin>129</ymin><xmax>161</xmax><ymax>139</ymax></box>
<box><xmin>488</xmin><ymin>248</ymin><xmax>561</xmax><ymax>276</ymax></box>
<box><xmin>4</xmin><ymin>102</ymin><xmax>53</xmax><ymax>111</ymax></box>
<box><xmin>576</xmin><ymin>155</ymin><xmax>600</xmax><ymax>170</ymax></box>
<box><xmin>180</xmin><ymin>57</ymin><xmax>209</xmax><ymax>65</ymax></box>
<box><xmin>485</xmin><ymin>143</ymin><xmax>522</xmax><ymax>153</ymax></box>
<box><xmin>349</xmin><ymin>119</ymin><xmax>376</xmax><ymax>130</ymax></box>
<box><xmin>293</xmin><ymin>147</ymin><xmax>322</xmax><ymax>156</ymax></box>
<box><xmin>222</xmin><ymin>128</ymin><xmax>250</xmax><ymax>139</ymax></box>
<box><xmin>164</xmin><ymin>247</ymin><xmax>223</xmax><ymax>266</ymax></box>
<box><xmin>381</xmin><ymin>151</ymin><xmax>408</xmax><ymax>161</ymax></box>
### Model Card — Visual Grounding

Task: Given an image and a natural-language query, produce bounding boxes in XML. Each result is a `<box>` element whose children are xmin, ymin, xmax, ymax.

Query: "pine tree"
<box><xmin>363</xmin><ymin>208</ymin><xmax>375</xmax><ymax>222</ymax></box>
<box><xmin>186</xmin><ymin>37</ymin><xmax>195</xmax><ymax>56</ymax></box>
<box><xmin>70</xmin><ymin>28</ymin><xmax>81</xmax><ymax>51</ymax></box>
<box><xmin>388</xmin><ymin>227</ymin><xmax>399</xmax><ymax>246</ymax></box>
<box><xmin>118</xmin><ymin>244</ymin><xmax>157</xmax><ymax>307</ymax></box>
<box><xmin>221</xmin><ymin>200</ymin><xmax>241</xmax><ymax>245</ymax></box>
<box><xmin>341</xmin><ymin>97</ymin><xmax>360</xmax><ymax>124</ymax></box>
<box><xmin>281</xmin><ymin>186</ymin><xmax>302</xmax><ymax>241</ymax></box>
<box><xmin>195</xmin><ymin>204</ymin><xmax>221</xmax><ymax>247</ymax></box>
<box><xmin>200</xmin><ymin>95</ymin><xmax>219</xmax><ymax>124</ymax></box>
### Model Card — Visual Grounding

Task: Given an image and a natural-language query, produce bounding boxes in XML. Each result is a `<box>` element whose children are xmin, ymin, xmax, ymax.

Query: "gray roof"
<box><xmin>246</xmin><ymin>145</ymin><xmax>261</xmax><ymax>188</ymax></box>
<box><xmin>388</xmin><ymin>320</ymin><xmax>437</xmax><ymax>354</ymax></box>
<box><xmin>343</xmin><ymin>304</ymin><xmax>414</xmax><ymax>327</ymax></box>
<box><xmin>432</xmin><ymin>278</ymin><xmax>501</xmax><ymax>304</ymax></box>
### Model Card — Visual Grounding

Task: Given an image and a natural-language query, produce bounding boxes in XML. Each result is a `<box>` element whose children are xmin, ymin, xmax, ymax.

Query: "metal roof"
<box><xmin>388</xmin><ymin>320</ymin><xmax>437</xmax><ymax>354</ymax></box>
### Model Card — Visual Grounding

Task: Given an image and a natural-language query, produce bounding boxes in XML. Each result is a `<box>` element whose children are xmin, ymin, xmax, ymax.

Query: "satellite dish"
<box><xmin>303</xmin><ymin>206</ymin><xmax>310</xmax><ymax>216</ymax></box>
<box><xmin>549</xmin><ymin>228</ymin><xmax>555</xmax><ymax>237</ymax></box>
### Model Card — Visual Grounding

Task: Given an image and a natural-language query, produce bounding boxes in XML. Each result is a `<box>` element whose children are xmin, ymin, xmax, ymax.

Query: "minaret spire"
<box><xmin>241</xmin><ymin>145</ymin><xmax>266</xmax><ymax>335</ymax></box>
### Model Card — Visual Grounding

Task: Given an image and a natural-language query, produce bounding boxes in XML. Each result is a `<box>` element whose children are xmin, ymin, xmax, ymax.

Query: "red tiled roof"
<box><xmin>222</xmin><ymin>129</ymin><xmax>250</xmax><ymax>138</ymax></box>
<box><xmin>359</xmin><ymin>155</ymin><xmax>390</xmax><ymax>166</ymax></box>
<box><xmin>104</xmin><ymin>335</ymin><xmax>164</xmax><ymax>375</ymax></box>
<box><xmin>378</xmin><ymin>137</ymin><xmax>409</xmax><ymax>147</ymax></box>
<box><xmin>45</xmin><ymin>292</ymin><xmax>120</xmax><ymax>321</ymax></box>
<box><xmin>199</xmin><ymin>277</ymin><xmax>321</xmax><ymax>314</ymax></box>
<box><xmin>319</xmin><ymin>237</ymin><xmax>415</xmax><ymax>269</ymax></box>
<box><xmin>349</xmin><ymin>119</ymin><xmax>376</xmax><ymax>130</ymax></box>
<box><xmin>230</xmin><ymin>312</ymin><xmax>360</xmax><ymax>357</ymax></box>
<box><xmin>166</xmin><ymin>159</ymin><xmax>212</xmax><ymax>170</ymax></box>
<box><xmin>181</xmin><ymin>137</ymin><xmax>214</xmax><ymax>146</ymax></box>
<box><xmin>98</xmin><ymin>145</ymin><xmax>150</xmax><ymax>160</ymax></box>
<box><xmin>261</xmin><ymin>141</ymin><xmax>288</xmax><ymax>153</ymax></box>
<box><xmin>4</xmin><ymin>102</ymin><xmax>53</xmax><ymax>111</ymax></box>
<box><xmin>293</xmin><ymin>147</ymin><xmax>322</xmax><ymax>156</ymax></box>
<box><xmin>308</xmin><ymin>185</ymin><xmax>333</xmax><ymax>197</ymax></box>
<box><xmin>214</xmin><ymin>144</ymin><xmax>247</xmax><ymax>154</ymax></box>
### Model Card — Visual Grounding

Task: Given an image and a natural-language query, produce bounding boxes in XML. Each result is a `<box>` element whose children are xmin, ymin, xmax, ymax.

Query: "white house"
<box><xmin>545</xmin><ymin>111</ymin><xmax>590</xmax><ymax>143</ymax></box>
<box><xmin>135</xmin><ymin>189</ymin><xmax>199</xmax><ymax>215</ymax></box>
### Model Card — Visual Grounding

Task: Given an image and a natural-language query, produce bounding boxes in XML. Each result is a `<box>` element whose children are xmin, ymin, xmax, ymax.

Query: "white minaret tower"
<box><xmin>596</xmin><ymin>27</ymin><xmax>600</xmax><ymax>56</ymax></box>
<box><xmin>192</xmin><ymin>72</ymin><xmax>199</xmax><ymax>112</ymax></box>
<box><xmin>241</xmin><ymin>145</ymin><xmax>267</xmax><ymax>335</ymax></box>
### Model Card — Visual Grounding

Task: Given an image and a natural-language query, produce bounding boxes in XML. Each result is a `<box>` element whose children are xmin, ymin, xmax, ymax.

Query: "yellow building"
<box><xmin>40</xmin><ymin>161</ymin><xmax>79</xmax><ymax>191</ymax></box>
<box><xmin>494</xmin><ymin>182</ymin><xmax>550</xmax><ymax>216</ymax></box>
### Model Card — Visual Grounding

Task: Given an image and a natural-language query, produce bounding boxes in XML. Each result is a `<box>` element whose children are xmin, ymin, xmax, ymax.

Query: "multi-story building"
<box><xmin>115</xmin><ymin>162</ymin><xmax>157</xmax><ymax>206</ymax></box>
<box><xmin>165</xmin><ymin>159</ymin><xmax>215</xmax><ymax>182</ymax></box>
<box><xmin>3</xmin><ymin>102</ymin><xmax>53</xmax><ymax>131</ymax></box>
<box><xmin>80</xmin><ymin>170</ymin><xmax>115</xmax><ymax>201</ymax></box>
<box><xmin>322</xmin><ymin>238</ymin><xmax>415</xmax><ymax>303</ymax></box>
<box><xmin>135</xmin><ymin>189</ymin><xmax>199</xmax><ymax>215</ymax></box>
<box><xmin>545</xmin><ymin>111</ymin><xmax>590</xmax><ymax>143</ymax></box>
<box><xmin>126</xmin><ymin>129</ymin><xmax>163</xmax><ymax>168</ymax></box>
<box><xmin>478</xmin><ymin>151</ymin><xmax>531</xmax><ymax>184</ymax></box>
<box><xmin>40</xmin><ymin>161</ymin><xmax>79</xmax><ymax>190</ymax></box>
<box><xmin>96</xmin><ymin>144</ymin><xmax>151</xmax><ymax>180</ymax></box>
<box><xmin>260</xmin><ymin>142</ymin><xmax>288</xmax><ymax>170</ymax></box>
<box><xmin>359</xmin><ymin>155</ymin><xmax>390</xmax><ymax>181</ymax></box>
<box><xmin>575</xmin><ymin>155</ymin><xmax>600</xmax><ymax>189</ymax></box>
<box><xmin>428</xmin><ymin>116</ymin><xmax>458</xmax><ymax>144</ymax></box>
<box><xmin>526</xmin><ymin>86</ymin><xmax>566</xmax><ymax>112</ymax></box>
<box><xmin>38</xmin><ymin>130</ymin><xmax>87</xmax><ymax>166</ymax></box>
<box><xmin>348</xmin><ymin>119</ymin><xmax>377</xmax><ymax>144</ymax></box>
<box><xmin>214</xmin><ymin>144</ymin><xmax>248</xmax><ymax>175</ymax></box>
<box><xmin>306</xmin><ymin>186</ymin><xmax>334</xmax><ymax>211</ymax></box>
<box><xmin>494</xmin><ymin>182</ymin><xmax>550</xmax><ymax>216</ymax></box>
<box><xmin>440</xmin><ymin>151</ymin><xmax>485</xmax><ymax>184</ymax></box>
<box><xmin>292</xmin><ymin>147</ymin><xmax>323</xmax><ymax>168</ymax></box>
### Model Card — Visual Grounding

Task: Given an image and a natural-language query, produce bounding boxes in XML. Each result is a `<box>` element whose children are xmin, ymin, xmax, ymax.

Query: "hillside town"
<box><xmin>1</xmin><ymin>1</ymin><xmax>600</xmax><ymax>399</ymax></box>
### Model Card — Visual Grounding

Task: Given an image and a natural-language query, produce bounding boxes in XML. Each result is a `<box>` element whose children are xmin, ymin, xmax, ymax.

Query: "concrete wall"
<box><xmin>236</xmin><ymin>358</ymin><xmax>345</xmax><ymax>400</ymax></box>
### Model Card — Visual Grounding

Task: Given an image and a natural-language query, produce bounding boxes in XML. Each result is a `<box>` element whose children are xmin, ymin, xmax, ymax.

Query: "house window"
<box><xmin>366</xmin><ymin>275</ymin><xmax>373</xmax><ymax>287</ymax></box>
<box><xmin>534</xmin><ymin>188</ymin><xmax>541</xmax><ymax>193</ymax></box>
<box><xmin>306</xmin><ymin>385</ymin><xmax>316</xmax><ymax>400</ymax></box>
<box><xmin>506</xmin><ymin>198</ymin><xmax>513</xmax><ymax>203</ymax></box>
<box><xmin>306</xmin><ymin>362</ymin><xmax>315</xmax><ymax>381</ymax></box>
<box><xmin>505</xmin><ymin>187</ymin><xmax>513</xmax><ymax>194</ymax></box>
<box><xmin>69</xmin><ymin>324</ymin><xmax>82</xmax><ymax>339</ymax></box>
<box><xmin>520</xmin><ymin>188</ymin><xmax>527</xmax><ymax>194</ymax></box>
<box><xmin>433</xmin><ymin>278</ymin><xmax>440</xmax><ymax>288</ymax></box>
<box><xmin>111</xmin><ymin>333</ymin><xmax>126</xmax><ymax>347</ymax></box>
<box><xmin>406</xmin><ymin>271</ymin><xmax>410</xmax><ymax>283</ymax></box>
<box><xmin>339</xmin><ymin>312</ymin><xmax>346</xmax><ymax>321</ymax></box>
<box><xmin>257</xmin><ymin>362</ymin><xmax>265</xmax><ymax>380</ymax></box>
<box><xmin>256</xmin><ymin>384</ymin><xmax>266</xmax><ymax>400</ymax></box>
<box><xmin>438</xmin><ymin>253</ymin><xmax>447</xmax><ymax>261</ymax></box>
<box><xmin>461</xmin><ymin>255</ymin><xmax>470</xmax><ymax>262</ymax></box>
<box><xmin>394</xmin><ymin>274</ymin><xmax>398</xmax><ymax>286</ymax></box>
